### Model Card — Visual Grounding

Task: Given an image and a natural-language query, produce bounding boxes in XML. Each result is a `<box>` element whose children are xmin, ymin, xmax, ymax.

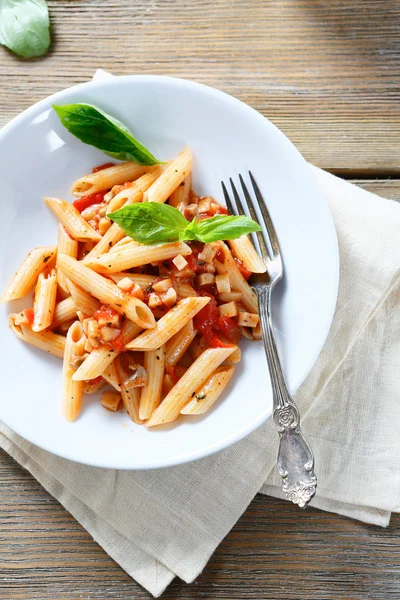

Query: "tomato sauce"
<box><xmin>93</xmin><ymin>305</ymin><xmax>120</xmax><ymax>324</ymax></box>
<box><xmin>234</xmin><ymin>257</ymin><xmax>252</xmax><ymax>280</ymax></box>
<box><xmin>73</xmin><ymin>190</ymin><xmax>107</xmax><ymax>213</ymax></box>
<box><xmin>24</xmin><ymin>308</ymin><xmax>35</xmax><ymax>325</ymax></box>
<box><xmin>111</xmin><ymin>331</ymin><xmax>125</xmax><ymax>352</ymax></box>
<box><xmin>193</xmin><ymin>291</ymin><xmax>240</xmax><ymax>348</ymax></box>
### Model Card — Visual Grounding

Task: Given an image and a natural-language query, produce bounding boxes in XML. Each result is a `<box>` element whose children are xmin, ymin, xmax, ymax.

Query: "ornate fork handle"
<box><xmin>257</xmin><ymin>287</ymin><xmax>317</xmax><ymax>508</ymax></box>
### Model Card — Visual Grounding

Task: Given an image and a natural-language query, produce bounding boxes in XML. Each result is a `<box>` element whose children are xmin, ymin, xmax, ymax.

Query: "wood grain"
<box><xmin>0</xmin><ymin>0</ymin><xmax>400</xmax><ymax>174</ymax></box>
<box><xmin>1</xmin><ymin>167</ymin><xmax>400</xmax><ymax>599</ymax></box>
<box><xmin>1</xmin><ymin>2</ymin><xmax>400</xmax><ymax>598</ymax></box>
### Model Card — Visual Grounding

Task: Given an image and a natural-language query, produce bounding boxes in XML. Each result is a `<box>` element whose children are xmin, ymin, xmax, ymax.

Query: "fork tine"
<box><xmin>229</xmin><ymin>179</ymin><xmax>246</xmax><ymax>216</ymax></box>
<box><xmin>238</xmin><ymin>174</ymin><xmax>270</xmax><ymax>262</ymax></box>
<box><xmin>249</xmin><ymin>171</ymin><xmax>280</xmax><ymax>257</ymax></box>
<box><xmin>221</xmin><ymin>181</ymin><xmax>236</xmax><ymax>215</ymax></box>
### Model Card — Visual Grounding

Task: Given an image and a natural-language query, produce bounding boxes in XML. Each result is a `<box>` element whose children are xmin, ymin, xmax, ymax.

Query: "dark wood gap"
<box><xmin>327</xmin><ymin>168</ymin><xmax>400</xmax><ymax>180</ymax></box>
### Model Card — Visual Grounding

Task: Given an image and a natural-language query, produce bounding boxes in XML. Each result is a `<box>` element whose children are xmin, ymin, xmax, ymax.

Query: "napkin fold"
<box><xmin>1</xmin><ymin>72</ymin><xmax>400</xmax><ymax>597</ymax></box>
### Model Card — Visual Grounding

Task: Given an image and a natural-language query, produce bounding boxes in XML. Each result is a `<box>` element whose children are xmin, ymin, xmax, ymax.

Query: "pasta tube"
<box><xmin>165</xmin><ymin>320</ymin><xmax>196</xmax><ymax>366</ymax></box>
<box><xmin>58</xmin><ymin>255</ymin><xmax>155</xmax><ymax>329</ymax></box>
<box><xmin>139</xmin><ymin>346</ymin><xmax>165</xmax><ymax>420</ymax></box>
<box><xmin>66</xmin><ymin>279</ymin><xmax>100</xmax><ymax>316</ymax></box>
<box><xmin>146</xmin><ymin>346</ymin><xmax>236</xmax><ymax>426</ymax></box>
<box><xmin>180</xmin><ymin>366</ymin><xmax>235</xmax><ymax>415</ymax></box>
<box><xmin>106</xmin><ymin>166</ymin><xmax>163</xmax><ymax>214</ymax></box>
<box><xmin>0</xmin><ymin>247</ymin><xmax>56</xmax><ymax>303</ymax></box>
<box><xmin>228</xmin><ymin>236</ymin><xmax>266</xmax><ymax>273</ymax></box>
<box><xmin>126</xmin><ymin>297</ymin><xmax>210</xmax><ymax>351</ymax></box>
<box><xmin>44</xmin><ymin>197</ymin><xmax>101</xmax><ymax>242</ymax></box>
<box><xmin>143</xmin><ymin>148</ymin><xmax>192</xmax><ymax>204</ymax></box>
<box><xmin>82</xmin><ymin>170</ymin><xmax>162</xmax><ymax>262</ymax></box>
<box><xmin>9</xmin><ymin>315</ymin><xmax>65</xmax><ymax>358</ymax></box>
<box><xmin>115</xmin><ymin>356</ymin><xmax>143</xmax><ymax>424</ymax></box>
<box><xmin>71</xmin><ymin>162</ymin><xmax>151</xmax><ymax>197</ymax></box>
<box><xmin>72</xmin><ymin>319</ymin><xmax>141</xmax><ymax>381</ymax></box>
<box><xmin>85</xmin><ymin>241</ymin><xmax>192</xmax><ymax>274</ymax></box>
<box><xmin>216</xmin><ymin>242</ymin><xmax>258</xmax><ymax>314</ymax></box>
<box><xmin>169</xmin><ymin>173</ymin><xmax>191</xmax><ymax>207</ymax></box>
<box><xmin>57</xmin><ymin>224</ymin><xmax>78</xmax><ymax>293</ymax></box>
<box><xmin>32</xmin><ymin>268</ymin><xmax>57</xmax><ymax>332</ymax></box>
<box><xmin>52</xmin><ymin>296</ymin><xmax>77</xmax><ymax>329</ymax></box>
<box><xmin>62</xmin><ymin>321</ymin><xmax>85</xmax><ymax>421</ymax></box>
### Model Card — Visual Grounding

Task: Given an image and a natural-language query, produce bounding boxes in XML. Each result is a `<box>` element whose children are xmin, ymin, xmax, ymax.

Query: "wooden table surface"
<box><xmin>1</xmin><ymin>1</ymin><xmax>399</xmax><ymax>598</ymax></box>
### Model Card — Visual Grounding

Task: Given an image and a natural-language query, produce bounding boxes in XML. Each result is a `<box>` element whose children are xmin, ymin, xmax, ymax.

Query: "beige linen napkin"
<box><xmin>1</xmin><ymin>72</ymin><xmax>400</xmax><ymax>596</ymax></box>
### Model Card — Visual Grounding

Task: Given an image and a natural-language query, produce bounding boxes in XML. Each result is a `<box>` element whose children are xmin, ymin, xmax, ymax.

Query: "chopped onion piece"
<box><xmin>124</xmin><ymin>365</ymin><xmax>148</xmax><ymax>388</ymax></box>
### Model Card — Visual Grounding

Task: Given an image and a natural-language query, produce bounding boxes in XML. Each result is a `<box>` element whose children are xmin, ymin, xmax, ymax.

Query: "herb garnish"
<box><xmin>0</xmin><ymin>0</ymin><xmax>50</xmax><ymax>58</ymax></box>
<box><xmin>53</xmin><ymin>103</ymin><xmax>161</xmax><ymax>166</ymax></box>
<box><xmin>108</xmin><ymin>202</ymin><xmax>261</xmax><ymax>246</ymax></box>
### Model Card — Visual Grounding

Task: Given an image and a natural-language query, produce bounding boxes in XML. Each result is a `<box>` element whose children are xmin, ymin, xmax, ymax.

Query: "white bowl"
<box><xmin>0</xmin><ymin>76</ymin><xmax>339</xmax><ymax>469</ymax></box>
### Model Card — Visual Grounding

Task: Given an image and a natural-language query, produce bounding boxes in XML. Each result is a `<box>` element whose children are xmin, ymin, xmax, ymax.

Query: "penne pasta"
<box><xmin>82</xmin><ymin>170</ymin><xmax>163</xmax><ymax>263</ymax></box>
<box><xmin>102</xmin><ymin>359</ymin><xmax>122</xmax><ymax>391</ymax></box>
<box><xmin>143</xmin><ymin>148</ymin><xmax>192</xmax><ymax>204</ymax></box>
<box><xmin>72</xmin><ymin>319</ymin><xmax>141</xmax><ymax>381</ymax></box>
<box><xmin>85</xmin><ymin>241</ymin><xmax>192</xmax><ymax>274</ymax></box>
<box><xmin>139</xmin><ymin>346</ymin><xmax>165</xmax><ymax>420</ymax></box>
<box><xmin>66</xmin><ymin>279</ymin><xmax>100</xmax><ymax>316</ymax></box>
<box><xmin>115</xmin><ymin>355</ymin><xmax>143</xmax><ymax>424</ymax></box>
<box><xmin>83</xmin><ymin>377</ymin><xmax>106</xmax><ymax>395</ymax></box>
<box><xmin>176</xmin><ymin>281</ymin><xmax>197</xmax><ymax>299</ymax></box>
<box><xmin>216</xmin><ymin>242</ymin><xmax>258</xmax><ymax>314</ymax></box>
<box><xmin>0</xmin><ymin>247</ymin><xmax>56</xmax><ymax>303</ymax></box>
<box><xmin>106</xmin><ymin>166</ymin><xmax>163</xmax><ymax>214</ymax></box>
<box><xmin>9</xmin><ymin>315</ymin><xmax>65</xmax><ymax>358</ymax></box>
<box><xmin>165</xmin><ymin>320</ymin><xmax>197</xmax><ymax>366</ymax></box>
<box><xmin>44</xmin><ymin>197</ymin><xmax>101</xmax><ymax>242</ymax></box>
<box><xmin>4</xmin><ymin>144</ymin><xmax>266</xmax><ymax>428</ymax></box>
<box><xmin>71</xmin><ymin>162</ymin><xmax>152</xmax><ymax>197</ymax></box>
<box><xmin>109</xmin><ymin>273</ymin><xmax>156</xmax><ymax>290</ymax></box>
<box><xmin>58</xmin><ymin>255</ymin><xmax>155</xmax><ymax>329</ymax></box>
<box><xmin>57</xmin><ymin>224</ymin><xmax>78</xmax><ymax>293</ymax></box>
<box><xmin>180</xmin><ymin>366</ymin><xmax>235</xmax><ymax>415</ymax></box>
<box><xmin>73</xmin><ymin>345</ymin><xmax>118</xmax><ymax>382</ymax></box>
<box><xmin>146</xmin><ymin>347</ymin><xmax>236</xmax><ymax>426</ymax></box>
<box><xmin>228</xmin><ymin>236</ymin><xmax>266</xmax><ymax>273</ymax></box>
<box><xmin>169</xmin><ymin>173</ymin><xmax>192</xmax><ymax>207</ymax></box>
<box><xmin>109</xmin><ymin>237</ymin><xmax>139</xmax><ymax>253</ymax></box>
<box><xmin>62</xmin><ymin>321</ymin><xmax>85</xmax><ymax>421</ymax></box>
<box><xmin>32</xmin><ymin>268</ymin><xmax>58</xmax><ymax>332</ymax></box>
<box><xmin>52</xmin><ymin>296</ymin><xmax>77</xmax><ymax>329</ymax></box>
<box><xmin>127</xmin><ymin>297</ymin><xmax>210</xmax><ymax>351</ymax></box>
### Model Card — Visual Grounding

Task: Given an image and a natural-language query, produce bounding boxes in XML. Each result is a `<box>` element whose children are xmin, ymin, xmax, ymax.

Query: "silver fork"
<box><xmin>221</xmin><ymin>172</ymin><xmax>317</xmax><ymax>509</ymax></box>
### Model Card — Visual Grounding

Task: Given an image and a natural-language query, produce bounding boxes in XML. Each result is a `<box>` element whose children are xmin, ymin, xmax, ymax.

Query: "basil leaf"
<box><xmin>0</xmin><ymin>0</ymin><xmax>50</xmax><ymax>58</ymax></box>
<box><xmin>188</xmin><ymin>214</ymin><xmax>262</xmax><ymax>243</ymax></box>
<box><xmin>53</xmin><ymin>103</ymin><xmax>161</xmax><ymax>166</ymax></box>
<box><xmin>108</xmin><ymin>202</ymin><xmax>189</xmax><ymax>245</ymax></box>
<box><xmin>109</xmin><ymin>202</ymin><xmax>262</xmax><ymax>246</ymax></box>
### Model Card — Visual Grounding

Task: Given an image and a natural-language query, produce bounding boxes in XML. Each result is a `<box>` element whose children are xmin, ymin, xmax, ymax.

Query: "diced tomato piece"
<box><xmin>23</xmin><ymin>308</ymin><xmax>35</xmax><ymax>325</ymax></box>
<box><xmin>111</xmin><ymin>331</ymin><xmax>125</xmax><ymax>352</ymax></box>
<box><xmin>92</xmin><ymin>162</ymin><xmax>115</xmax><ymax>173</ymax></box>
<box><xmin>93</xmin><ymin>305</ymin><xmax>121</xmax><ymax>323</ymax></box>
<box><xmin>214</xmin><ymin>249</ymin><xmax>223</xmax><ymax>264</ymax></box>
<box><xmin>216</xmin><ymin>316</ymin><xmax>242</xmax><ymax>343</ymax></box>
<box><xmin>73</xmin><ymin>190</ymin><xmax>107</xmax><ymax>213</ymax></box>
<box><xmin>193</xmin><ymin>292</ymin><xmax>233</xmax><ymax>348</ymax></box>
<box><xmin>234</xmin><ymin>257</ymin><xmax>252</xmax><ymax>280</ymax></box>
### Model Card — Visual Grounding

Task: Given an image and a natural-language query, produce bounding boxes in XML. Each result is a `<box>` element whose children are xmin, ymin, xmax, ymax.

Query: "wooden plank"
<box><xmin>1</xmin><ymin>0</ymin><xmax>399</xmax><ymax>174</ymax></box>
<box><xmin>1</xmin><ymin>447</ymin><xmax>399</xmax><ymax>599</ymax></box>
